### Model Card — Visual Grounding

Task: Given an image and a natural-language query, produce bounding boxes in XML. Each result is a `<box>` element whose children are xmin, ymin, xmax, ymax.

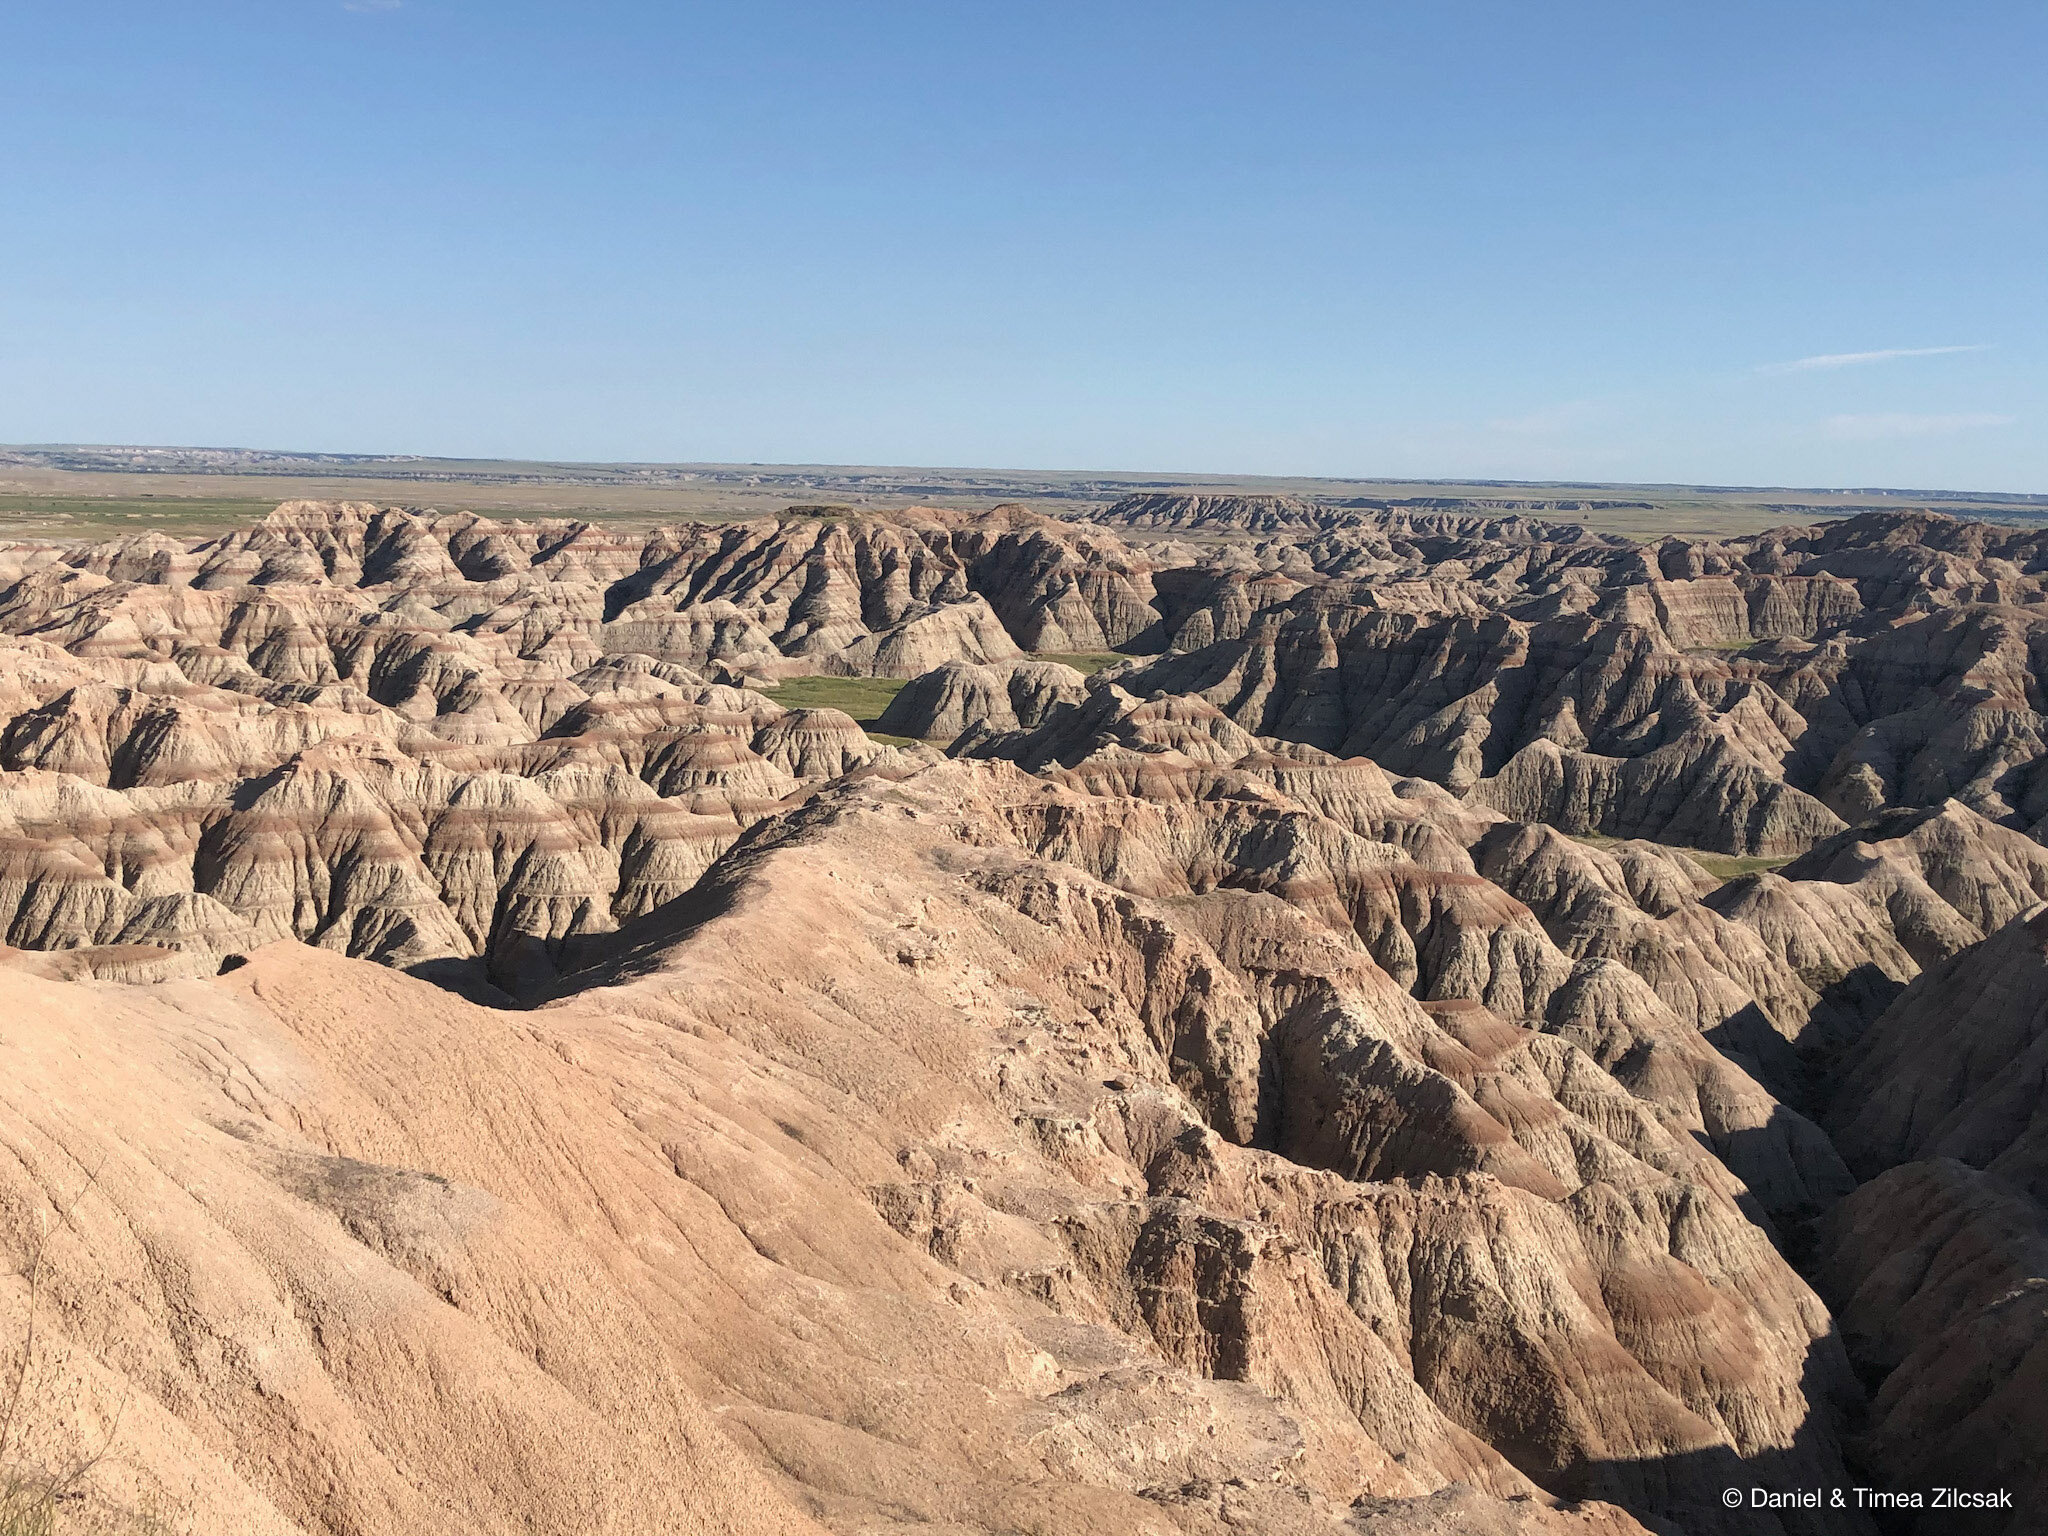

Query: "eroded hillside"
<box><xmin>0</xmin><ymin>497</ymin><xmax>2041</xmax><ymax>1535</ymax></box>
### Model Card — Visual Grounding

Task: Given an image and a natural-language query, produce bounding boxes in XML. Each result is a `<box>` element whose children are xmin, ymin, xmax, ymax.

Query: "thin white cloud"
<box><xmin>1759</xmin><ymin>344</ymin><xmax>1990</xmax><ymax>375</ymax></box>
<box><xmin>343</xmin><ymin>0</ymin><xmax>401</xmax><ymax>11</ymax></box>
<box><xmin>1823</xmin><ymin>412</ymin><xmax>2015</xmax><ymax>441</ymax></box>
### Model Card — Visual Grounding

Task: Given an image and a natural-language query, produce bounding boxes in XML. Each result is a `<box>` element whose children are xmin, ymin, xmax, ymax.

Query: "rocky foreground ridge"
<box><xmin>0</xmin><ymin>498</ymin><xmax>2042</xmax><ymax>1535</ymax></box>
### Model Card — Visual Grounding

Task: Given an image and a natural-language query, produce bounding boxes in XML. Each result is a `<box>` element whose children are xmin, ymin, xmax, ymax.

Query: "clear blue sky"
<box><xmin>4</xmin><ymin>1</ymin><xmax>2043</xmax><ymax>489</ymax></box>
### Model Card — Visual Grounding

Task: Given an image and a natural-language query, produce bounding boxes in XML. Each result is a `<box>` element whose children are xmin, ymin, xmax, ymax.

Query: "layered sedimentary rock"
<box><xmin>10</xmin><ymin>497</ymin><xmax>2048</xmax><ymax>1534</ymax></box>
<box><xmin>1077</xmin><ymin>505</ymin><xmax>2048</xmax><ymax>856</ymax></box>
<box><xmin>16</xmin><ymin>498</ymin><xmax>2048</xmax><ymax>856</ymax></box>
<box><xmin>1091</xmin><ymin>492</ymin><xmax>1349</xmax><ymax>534</ymax></box>
<box><xmin>874</xmin><ymin>657</ymin><xmax>1092</xmax><ymax>740</ymax></box>
<box><xmin>0</xmin><ymin>763</ymin><xmax>1867</xmax><ymax>1534</ymax></box>
<box><xmin>1090</xmin><ymin>494</ymin><xmax>1620</xmax><ymax>548</ymax></box>
<box><xmin>1811</xmin><ymin>907</ymin><xmax>2048</xmax><ymax>1531</ymax></box>
<box><xmin>0</xmin><ymin>642</ymin><xmax>924</xmax><ymax>990</ymax></box>
<box><xmin>0</xmin><ymin>499</ymin><xmax>1156</xmax><ymax>697</ymax></box>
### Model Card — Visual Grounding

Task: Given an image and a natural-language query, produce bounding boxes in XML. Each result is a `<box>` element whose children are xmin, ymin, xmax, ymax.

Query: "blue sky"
<box><xmin>3</xmin><ymin>1</ymin><xmax>2042</xmax><ymax>489</ymax></box>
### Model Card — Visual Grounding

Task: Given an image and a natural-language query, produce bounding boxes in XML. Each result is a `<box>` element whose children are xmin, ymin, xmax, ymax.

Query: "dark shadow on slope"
<box><xmin>1597</xmin><ymin>1334</ymin><xmax>2034</xmax><ymax>1536</ymax></box>
<box><xmin>1566</xmin><ymin>1334</ymin><xmax>1880</xmax><ymax>1536</ymax></box>
<box><xmin>552</xmin><ymin>872</ymin><xmax>739</xmax><ymax>989</ymax></box>
<box><xmin>1683</xmin><ymin>1101</ymin><xmax>1856</xmax><ymax>1257</ymax></box>
<box><xmin>1700</xmin><ymin>1000</ymin><xmax>1812</xmax><ymax>1107</ymax></box>
<box><xmin>521</xmin><ymin>798</ymin><xmax>841</xmax><ymax>1005</ymax></box>
<box><xmin>1794</xmin><ymin>962</ymin><xmax>1905</xmax><ymax>1066</ymax></box>
<box><xmin>392</xmin><ymin>845</ymin><xmax>758</xmax><ymax>1010</ymax></box>
<box><xmin>402</xmin><ymin>955</ymin><xmax>519</xmax><ymax>1008</ymax></box>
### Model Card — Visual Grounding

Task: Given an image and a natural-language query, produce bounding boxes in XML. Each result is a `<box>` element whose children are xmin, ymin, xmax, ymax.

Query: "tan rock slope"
<box><xmin>6</xmin><ymin>497</ymin><xmax>2048</xmax><ymax>1534</ymax></box>
<box><xmin>3</xmin><ymin>764</ymin><xmax>1845</xmax><ymax>1535</ymax></box>
<box><xmin>1814</xmin><ymin>906</ymin><xmax>2048</xmax><ymax>1531</ymax></box>
<box><xmin>13</xmin><ymin>497</ymin><xmax>2048</xmax><ymax>860</ymax></box>
<box><xmin>1091</xmin><ymin>506</ymin><xmax>2048</xmax><ymax>855</ymax></box>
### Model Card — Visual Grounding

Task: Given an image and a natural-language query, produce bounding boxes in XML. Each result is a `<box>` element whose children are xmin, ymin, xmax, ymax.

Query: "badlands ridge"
<box><xmin>0</xmin><ymin>496</ymin><xmax>2042</xmax><ymax>1534</ymax></box>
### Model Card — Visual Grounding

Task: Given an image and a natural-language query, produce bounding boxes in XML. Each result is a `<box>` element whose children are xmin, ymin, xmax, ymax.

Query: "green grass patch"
<box><xmin>758</xmin><ymin>675</ymin><xmax>923</xmax><ymax>743</ymax></box>
<box><xmin>1685</xmin><ymin>638</ymin><xmax>1756</xmax><ymax>653</ymax></box>
<box><xmin>1031</xmin><ymin>651</ymin><xmax>1127</xmax><ymax>675</ymax></box>
<box><xmin>1688</xmin><ymin>851</ymin><xmax>1792</xmax><ymax>881</ymax></box>
<box><xmin>765</xmin><ymin>674</ymin><xmax>909</xmax><ymax>718</ymax></box>
<box><xmin>0</xmin><ymin>494</ymin><xmax>282</xmax><ymax>540</ymax></box>
<box><xmin>1568</xmin><ymin>832</ymin><xmax>1788</xmax><ymax>885</ymax></box>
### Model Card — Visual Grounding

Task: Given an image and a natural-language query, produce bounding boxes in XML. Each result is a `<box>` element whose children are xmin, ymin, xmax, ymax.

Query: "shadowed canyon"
<box><xmin>0</xmin><ymin>496</ymin><xmax>2043</xmax><ymax>1535</ymax></box>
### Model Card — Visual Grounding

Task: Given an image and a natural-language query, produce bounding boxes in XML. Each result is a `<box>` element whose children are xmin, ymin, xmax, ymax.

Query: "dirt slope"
<box><xmin>6</xmin><ymin>499</ymin><xmax>2048</xmax><ymax>1533</ymax></box>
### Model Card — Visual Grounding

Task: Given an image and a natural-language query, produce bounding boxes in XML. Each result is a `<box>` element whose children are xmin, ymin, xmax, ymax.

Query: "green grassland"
<box><xmin>1031</xmin><ymin>651</ymin><xmax>1127</xmax><ymax>674</ymax></box>
<box><xmin>1687</xmin><ymin>851</ymin><xmax>1792</xmax><ymax>881</ymax></box>
<box><xmin>764</xmin><ymin>661</ymin><xmax>1128</xmax><ymax>747</ymax></box>
<box><xmin>760</xmin><ymin>675</ymin><xmax>920</xmax><ymax>744</ymax></box>
<box><xmin>11</xmin><ymin>449</ymin><xmax>2047</xmax><ymax>546</ymax></box>
<box><xmin>1569</xmin><ymin>832</ymin><xmax>1789</xmax><ymax>885</ymax></box>
<box><xmin>0</xmin><ymin>494</ymin><xmax>284</xmax><ymax>542</ymax></box>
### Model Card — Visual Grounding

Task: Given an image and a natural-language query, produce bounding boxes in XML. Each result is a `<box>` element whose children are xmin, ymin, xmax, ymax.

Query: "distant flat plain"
<box><xmin>4</xmin><ymin>445</ymin><xmax>2044</xmax><ymax>543</ymax></box>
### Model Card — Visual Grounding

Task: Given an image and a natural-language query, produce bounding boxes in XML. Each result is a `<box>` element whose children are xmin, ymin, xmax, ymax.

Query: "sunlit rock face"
<box><xmin>6</xmin><ymin>497</ymin><xmax>2048</xmax><ymax>1534</ymax></box>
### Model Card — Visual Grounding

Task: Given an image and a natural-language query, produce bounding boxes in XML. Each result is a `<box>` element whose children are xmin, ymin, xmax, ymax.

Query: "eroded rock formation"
<box><xmin>4</xmin><ymin>496</ymin><xmax>2046</xmax><ymax>1535</ymax></box>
